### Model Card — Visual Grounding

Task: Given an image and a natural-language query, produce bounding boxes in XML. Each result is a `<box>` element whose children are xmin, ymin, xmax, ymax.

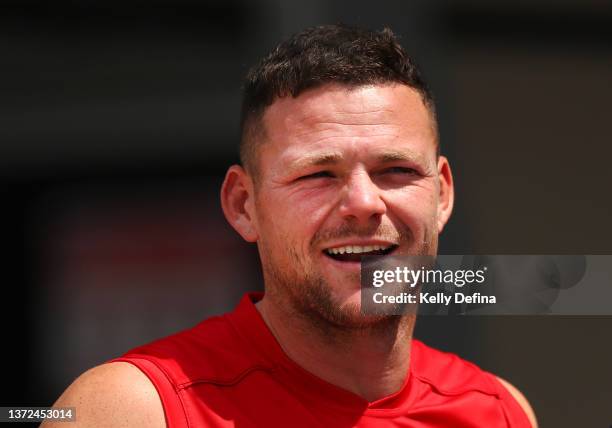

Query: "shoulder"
<box><xmin>43</xmin><ymin>314</ymin><xmax>237</xmax><ymax>428</ymax></box>
<box><xmin>41</xmin><ymin>362</ymin><xmax>164</xmax><ymax>428</ymax></box>
<box><xmin>496</xmin><ymin>376</ymin><xmax>538</xmax><ymax>428</ymax></box>
<box><xmin>411</xmin><ymin>340</ymin><xmax>537</xmax><ymax>427</ymax></box>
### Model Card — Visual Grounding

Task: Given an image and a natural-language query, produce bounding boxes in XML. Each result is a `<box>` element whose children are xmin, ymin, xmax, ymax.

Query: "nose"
<box><xmin>338</xmin><ymin>170</ymin><xmax>386</xmax><ymax>224</ymax></box>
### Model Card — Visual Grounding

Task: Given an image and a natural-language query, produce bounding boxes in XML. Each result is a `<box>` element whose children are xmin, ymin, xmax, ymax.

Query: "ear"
<box><xmin>436</xmin><ymin>156</ymin><xmax>454</xmax><ymax>234</ymax></box>
<box><xmin>220</xmin><ymin>165</ymin><xmax>259</xmax><ymax>242</ymax></box>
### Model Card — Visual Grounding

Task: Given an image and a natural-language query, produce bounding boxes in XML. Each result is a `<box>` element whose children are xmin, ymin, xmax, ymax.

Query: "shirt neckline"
<box><xmin>226</xmin><ymin>292</ymin><xmax>417</xmax><ymax>416</ymax></box>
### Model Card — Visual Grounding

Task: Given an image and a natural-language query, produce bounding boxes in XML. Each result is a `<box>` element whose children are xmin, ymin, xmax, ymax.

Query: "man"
<box><xmin>46</xmin><ymin>25</ymin><xmax>537</xmax><ymax>427</ymax></box>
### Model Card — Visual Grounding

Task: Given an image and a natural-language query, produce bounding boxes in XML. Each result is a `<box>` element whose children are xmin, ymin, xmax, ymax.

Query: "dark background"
<box><xmin>2</xmin><ymin>1</ymin><xmax>611</xmax><ymax>426</ymax></box>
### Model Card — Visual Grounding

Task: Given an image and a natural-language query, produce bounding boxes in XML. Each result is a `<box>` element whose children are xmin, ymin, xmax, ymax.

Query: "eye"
<box><xmin>298</xmin><ymin>171</ymin><xmax>334</xmax><ymax>180</ymax></box>
<box><xmin>383</xmin><ymin>166</ymin><xmax>419</xmax><ymax>175</ymax></box>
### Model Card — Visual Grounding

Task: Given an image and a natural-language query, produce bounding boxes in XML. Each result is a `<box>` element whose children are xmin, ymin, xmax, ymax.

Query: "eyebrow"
<box><xmin>285</xmin><ymin>149</ymin><xmax>426</xmax><ymax>175</ymax></box>
<box><xmin>286</xmin><ymin>152</ymin><xmax>344</xmax><ymax>173</ymax></box>
<box><xmin>376</xmin><ymin>149</ymin><xmax>424</xmax><ymax>164</ymax></box>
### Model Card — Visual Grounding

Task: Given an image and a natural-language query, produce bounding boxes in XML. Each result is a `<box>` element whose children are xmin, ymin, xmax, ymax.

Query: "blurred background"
<box><xmin>2</xmin><ymin>0</ymin><xmax>611</xmax><ymax>426</ymax></box>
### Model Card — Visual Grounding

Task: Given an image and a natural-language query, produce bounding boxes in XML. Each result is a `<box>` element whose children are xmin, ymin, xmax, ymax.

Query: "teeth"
<box><xmin>326</xmin><ymin>244</ymin><xmax>392</xmax><ymax>255</ymax></box>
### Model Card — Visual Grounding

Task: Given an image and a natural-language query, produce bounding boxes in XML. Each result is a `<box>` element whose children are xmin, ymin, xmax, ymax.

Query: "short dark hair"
<box><xmin>240</xmin><ymin>24</ymin><xmax>437</xmax><ymax>178</ymax></box>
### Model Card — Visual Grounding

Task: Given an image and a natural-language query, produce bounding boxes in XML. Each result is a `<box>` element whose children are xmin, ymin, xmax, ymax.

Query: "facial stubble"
<box><xmin>259</xmin><ymin>223</ymin><xmax>436</xmax><ymax>342</ymax></box>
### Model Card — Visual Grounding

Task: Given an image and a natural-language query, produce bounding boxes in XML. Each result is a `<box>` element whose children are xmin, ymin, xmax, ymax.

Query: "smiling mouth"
<box><xmin>323</xmin><ymin>244</ymin><xmax>398</xmax><ymax>262</ymax></box>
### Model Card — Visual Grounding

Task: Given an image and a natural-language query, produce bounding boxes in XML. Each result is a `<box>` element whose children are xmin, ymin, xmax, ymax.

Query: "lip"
<box><xmin>320</xmin><ymin>251</ymin><xmax>363</xmax><ymax>273</ymax></box>
<box><xmin>319</xmin><ymin>242</ymin><xmax>400</xmax><ymax>273</ymax></box>
<box><xmin>321</xmin><ymin>240</ymin><xmax>399</xmax><ymax>251</ymax></box>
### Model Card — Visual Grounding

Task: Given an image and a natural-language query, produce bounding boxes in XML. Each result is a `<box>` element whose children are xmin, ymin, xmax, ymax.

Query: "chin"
<box><xmin>331</xmin><ymin>303</ymin><xmax>399</xmax><ymax>329</ymax></box>
<box><xmin>334</xmin><ymin>287</ymin><xmax>362</xmax><ymax>308</ymax></box>
<box><xmin>327</xmin><ymin>289</ymin><xmax>392</xmax><ymax>328</ymax></box>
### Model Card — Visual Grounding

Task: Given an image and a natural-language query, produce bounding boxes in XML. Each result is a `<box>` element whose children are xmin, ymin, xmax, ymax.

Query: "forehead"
<box><xmin>259</xmin><ymin>83</ymin><xmax>437</xmax><ymax>168</ymax></box>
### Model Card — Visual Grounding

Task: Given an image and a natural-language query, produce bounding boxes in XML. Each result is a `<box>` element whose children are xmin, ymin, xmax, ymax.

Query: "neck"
<box><xmin>256</xmin><ymin>294</ymin><xmax>415</xmax><ymax>402</ymax></box>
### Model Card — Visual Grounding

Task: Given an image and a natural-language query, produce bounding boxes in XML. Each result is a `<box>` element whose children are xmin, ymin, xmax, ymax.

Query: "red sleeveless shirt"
<box><xmin>112</xmin><ymin>293</ymin><xmax>531</xmax><ymax>427</ymax></box>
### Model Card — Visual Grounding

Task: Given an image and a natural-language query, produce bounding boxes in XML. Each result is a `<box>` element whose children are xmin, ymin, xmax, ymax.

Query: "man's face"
<box><xmin>239</xmin><ymin>83</ymin><xmax>452</xmax><ymax>327</ymax></box>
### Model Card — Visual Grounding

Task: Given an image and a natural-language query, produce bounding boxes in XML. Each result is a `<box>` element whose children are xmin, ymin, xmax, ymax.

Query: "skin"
<box><xmin>224</xmin><ymin>83</ymin><xmax>451</xmax><ymax>401</ymax></box>
<box><xmin>42</xmin><ymin>362</ymin><xmax>165</xmax><ymax>428</ymax></box>
<box><xmin>45</xmin><ymin>83</ymin><xmax>537</xmax><ymax>428</ymax></box>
